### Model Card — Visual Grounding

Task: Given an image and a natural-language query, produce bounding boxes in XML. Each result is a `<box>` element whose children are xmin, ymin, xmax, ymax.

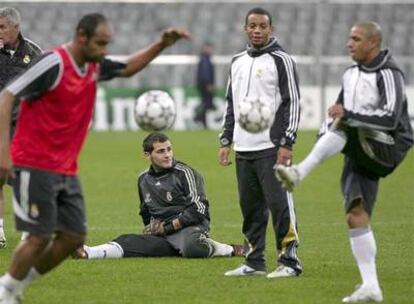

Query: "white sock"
<box><xmin>0</xmin><ymin>218</ymin><xmax>4</xmax><ymax>227</ymax></box>
<box><xmin>0</xmin><ymin>273</ymin><xmax>24</xmax><ymax>295</ymax></box>
<box><xmin>20</xmin><ymin>268</ymin><xmax>41</xmax><ymax>291</ymax></box>
<box><xmin>206</xmin><ymin>238</ymin><xmax>234</xmax><ymax>257</ymax></box>
<box><xmin>85</xmin><ymin>242</ymin><xmax>124</xmax><ymax>259</ymax></box>
<box><xmin>349</xmin><ymin>226</ymin><xmax>380</xmax><ymax>291</ymax></box>
<box><xmin>0</xmin><ymin>268</ymin><xmax>41</xmax><ymax>295</ymax></box>
<box><xmin>297</xmin><ymin>130</ymin><xmax>346</xmax><ymax>179</ymax></box>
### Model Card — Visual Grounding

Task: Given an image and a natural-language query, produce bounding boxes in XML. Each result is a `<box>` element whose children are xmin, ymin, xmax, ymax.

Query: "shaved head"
<box><xmin>347</xmin><ymin>21</ymin><xmax>383</xmax><ymax>65</ymax></box>
<box><xmin>353</xmin><ymin>21</ymin><xmax>382</xmax><ymax>47</ymax></box>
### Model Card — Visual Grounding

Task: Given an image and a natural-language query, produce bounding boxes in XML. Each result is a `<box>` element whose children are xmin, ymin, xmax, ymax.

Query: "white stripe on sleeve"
<box><xmin>175</xmin><ymin>164</ymin><xmax>205</xmax><ymax>214</ymax></box>
<box><xmin>380</xmin><ymin>69</ymin><xmax>396</xmax><ymax>113</ymax></box>
<box><xmin>7</xmin><ymin>52</ymin><xmax>61</xmax><ymax>95</ymax></box>
<box><xmin>273</xmin><ymin>51</ymin><xmax>300</xmax><ymax>141</ymax></box>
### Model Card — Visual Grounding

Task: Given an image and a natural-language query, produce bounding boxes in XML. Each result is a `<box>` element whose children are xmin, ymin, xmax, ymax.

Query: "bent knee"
<box><xmin>346</xmin><ymin>205</ymin><xmax>370</xmax><ymax>228</ymax></box>
<box><xmin>181</xmin><ymin>239</ymin><xmax>210</xmax><ymax>258</ymax></box>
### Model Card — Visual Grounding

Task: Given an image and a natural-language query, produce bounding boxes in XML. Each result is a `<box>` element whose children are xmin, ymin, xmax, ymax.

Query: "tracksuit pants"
<box><xmin>235</xmin><ymin>154</ymin><xmax>302</xmax><ymax>273</ymax></box>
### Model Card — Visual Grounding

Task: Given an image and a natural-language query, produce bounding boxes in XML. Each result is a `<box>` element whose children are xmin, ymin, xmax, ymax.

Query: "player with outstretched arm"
<box><xmin>0</xmin><ymin>13</ymin><xmax>189</xmax><ymax>303</ymax></box>
<box><xmin>0</xmin><ymin>6</ymin><xmax>42</xmax><ymax>248</ymax></box>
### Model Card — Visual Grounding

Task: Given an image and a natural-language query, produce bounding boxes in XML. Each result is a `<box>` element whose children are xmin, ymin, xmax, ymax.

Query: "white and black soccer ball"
<box><xmin>237</xmin><ymin>97</ymin><xmax>275</xmax><ymax>133</ymax></box>
<box><xmin>134</xmin><ymin>90</ymin><xmax>176</xmax><ymax>131</ymax></box>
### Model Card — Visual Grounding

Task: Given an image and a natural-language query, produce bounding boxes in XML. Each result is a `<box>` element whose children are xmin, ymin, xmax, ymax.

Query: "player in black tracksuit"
<box><xmin>130</xmin><ymin>158</ymin><xmax>212</xmax><ymax>257</ymax></box>
<box><xmin>107</xmin><ymin>159</ymin><xmax>213</xmax><ymax>258</ymax></box>
<box><xmin>0</xmin><ymin>7</ymin><xmax>42</xmax><ymax>248</ymax></box>
<box><xmin>219</xmin><ymin>8</ymin><xmax>302</xmax><ymax>277</ymax></box>
<box><xmin>75</xmin><ymin>133</ymin><xmax>242</xmax><ymax>259</ymax></box>
<box><xmin>0</xmin><ymin>34</ymin><xmax>42</xmax><ymax>135</ymax></box>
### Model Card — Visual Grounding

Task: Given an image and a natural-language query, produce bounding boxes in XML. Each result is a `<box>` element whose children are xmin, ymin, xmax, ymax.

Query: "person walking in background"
<box><xmin>218</xmin><ymin>7</ymin><xmax>302</xmax><ymax>278</ymax></box>
<box><xmin>0</xmin><ymin>6</ymin><xmax>42</xmax><ymax>249</ymax></box>
<box><xmin>276</xmin><ymin>21</ymin><xmax>413</xmax><ymax>303</ymax></box>
<box><xmin>0</xmin><ymin>12</ymin><xmax>190</xmax><ymax>303</ymax></box>
<box><xmin>195</xmin><ymin>42</ymin><xmax>215</xmax><ymax>129</ymax></box>
<box><xmin>73</xmin><ymin>132</ymin><xmax>243</xmax><ymax>260</ymax></box>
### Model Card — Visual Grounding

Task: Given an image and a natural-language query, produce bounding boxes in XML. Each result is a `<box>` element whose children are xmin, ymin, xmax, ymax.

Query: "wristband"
<box><xmin>220</xmin><ymin>137</ymin><xmax>231</xmax><ymax>147</ymax></box>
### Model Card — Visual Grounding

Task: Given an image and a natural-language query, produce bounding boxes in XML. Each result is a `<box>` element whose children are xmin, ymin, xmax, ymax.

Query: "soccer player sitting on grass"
<box><xmin>73</xmin><ymin>132</ymin><xmax>243</xmax><ymax>260</ymax></box>
<box><xmin>275</xmin><ymin>22</ymin><xmax>413</xmax><ymax>303</ymax></box>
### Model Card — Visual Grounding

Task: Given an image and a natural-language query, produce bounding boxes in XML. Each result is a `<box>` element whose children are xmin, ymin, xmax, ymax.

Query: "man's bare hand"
<box><xmin>328</xmin><ymin>104</ymin><xmax>344</xmax><ymax>119</ymax></box>
<box><xmin>277</xmin><ymin>147</ymin><xmax>292</xmax><ymax>166</ymax></box>
<box><xmin>161</xmin><ymin>28</ymin><xmax>191</xmax><ymax>47</ymax></box>
<box><xmin>218</xmin><ymin>147</ymin><xmax>232</xmax><ymax>166</ymax></box>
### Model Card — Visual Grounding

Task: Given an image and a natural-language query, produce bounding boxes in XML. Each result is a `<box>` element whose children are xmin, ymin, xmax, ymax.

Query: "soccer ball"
<box><xmin>134</xmin><ymin>90</ymin><xmax>176</xmax><ymax>131</ymax></box>
<box><xmin>238</xmin><ymin>97</ymin><xmax>275</xmax><ymax>133</ymax></box>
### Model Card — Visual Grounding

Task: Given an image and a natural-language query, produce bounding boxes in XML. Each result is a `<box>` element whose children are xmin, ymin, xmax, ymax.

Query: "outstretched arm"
<box><xmin>120</xmin><ymin>28</ymin><xmax>191</xmax><ymax>77</ymax></box>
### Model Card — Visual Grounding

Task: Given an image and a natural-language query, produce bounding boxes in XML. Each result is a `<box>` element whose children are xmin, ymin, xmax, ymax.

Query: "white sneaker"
<box><xmin>0</xmin><ymin>229</ymin><xmax>5</xmax><ymax>249</ymax></box>
<box><xmin>342</xmin><ymin>285</ymin><xmax>383</xmax><ymax>303</ymax></box>
<box><xmin>0</xmin><ymin>285</ymin><xmax>20</xmax><ymax>304</ymax></box>
<box><xmin>275</xmin><ymin>165</ymin><xmax>300</xmax><ymax>192</ymax></box>
<box><xmin>224</xmin><ymin>265</ymin><xmax>266</xmax><ymax>277</ymax></box>
<box><xmin>266</xmin><ymin>265</ymin><xmax>299</xmax><ymax>278</ymax></box>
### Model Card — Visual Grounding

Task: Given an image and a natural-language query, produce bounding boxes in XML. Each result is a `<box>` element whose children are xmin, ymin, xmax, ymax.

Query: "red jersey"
<box><xmin>11</xmin><ymin>46</ymin><xmax>99</xmax><ymax>175</ymax></box>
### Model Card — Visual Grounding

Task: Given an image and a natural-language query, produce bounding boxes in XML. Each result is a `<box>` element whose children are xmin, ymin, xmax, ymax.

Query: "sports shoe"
<box><xmin>230</xmin><ymin>244</ymin><xmax>244</xmax><ymax>257</ymax></box>
<box><xmin>266</xmin><ymin>265</ymin><xmax>299</xmax><ymax>278</ymax></box>
<box><xmin>71</xmin><ymin>245</ymin><xmax>89</xmax><ymax>259</ymax></box>
<box><xmin>224</xmin><ymin>265</ymin><xmax>266</xmax><ymax>276</ymax></box>
<box><xmin>0</xmin><ymin>285</ymin><xmax>21</xmax><ymax>304</ymax></box>
<box><xmin>0</xmin><ymin>229</ymin><xmax>6</xmax><ymax>249</ymax></box>
<box><xmin>342</xmin><ymin>285</ymin><xmax>383</xmax><ymax>303</ymax></box>
<box><xmin>275</xmin><ymin>164</ymin><xmax>301</xmax><ymax>192</ymax></box>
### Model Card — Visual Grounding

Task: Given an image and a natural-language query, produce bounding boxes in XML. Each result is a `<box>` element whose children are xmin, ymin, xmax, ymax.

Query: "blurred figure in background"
<box><xmin>195</xmin><ymin>42</ymin><xmax>215</xmax><ymax>129</ymax></box>
<box><xmin>0</xmin><ymin>6</ymin><xmax>42</xmax><ymax>249</ymax></box>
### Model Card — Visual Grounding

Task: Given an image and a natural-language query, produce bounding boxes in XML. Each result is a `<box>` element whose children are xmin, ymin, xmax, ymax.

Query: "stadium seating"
<box><xmin>9</xmin><ymin>1</ymin><xmax>414</xmax><ymax>86</ymax></box>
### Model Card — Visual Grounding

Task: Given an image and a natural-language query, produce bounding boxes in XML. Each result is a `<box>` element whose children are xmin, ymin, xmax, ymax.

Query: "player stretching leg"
<box><xmin>276</xmin><ymin>22</ymin><xmax>413</xmax><ymax>303</ymax></box>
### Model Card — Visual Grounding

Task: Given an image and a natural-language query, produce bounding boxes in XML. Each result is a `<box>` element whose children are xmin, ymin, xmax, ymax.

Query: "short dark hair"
<box><xmin>245</xmin><ymin>7</ymin><xmax>272</xmax><ymax>26</ymax></box>
<box><xmin>75</xmin><ymin>13</ymin><xmax>107</xmax><ymax>39</ymax></box>
<box><xmin>142</xmin><ymin>132</ymin><xmax>170</xmax><ymax>153</ymax></box>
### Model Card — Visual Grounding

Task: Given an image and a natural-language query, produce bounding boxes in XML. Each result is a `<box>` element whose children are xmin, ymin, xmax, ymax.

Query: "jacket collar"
<box><xmin>359</xmin><ymin>49</ymin><xmax>394</xmax><ymax>72</ymax></box>
<box><xmin>15</xmin><ymin>32</ymin><xmax>26</xmax><ymax>53</ymax></box>
<box><xmin>0</xmin><ymin>32</ymin><xmax>25</xmax><ymax>56</ymax></box>
<box><xmin>148</xmin><ymin>159</ymin><xmax>177</xmax><ymax>176</ymax></box>
<box><xmin>246</xmin><ymin>37</ymin><xmax>283</xmax><ymax>57</ymax></box>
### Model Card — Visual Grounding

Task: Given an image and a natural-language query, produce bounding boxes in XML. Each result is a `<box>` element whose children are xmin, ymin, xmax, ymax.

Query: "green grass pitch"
<box><xmin>0</xmin><ymin>130</ymin><xmax>413</xmax><ymax>304</ymax></box>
